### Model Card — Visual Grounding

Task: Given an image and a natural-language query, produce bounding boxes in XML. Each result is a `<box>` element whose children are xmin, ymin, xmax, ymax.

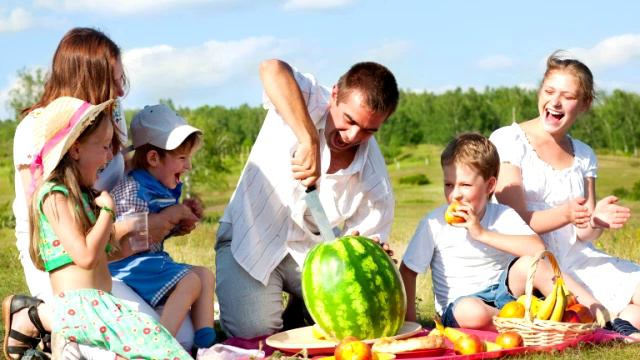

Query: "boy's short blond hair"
<box><xmin>440</xmin><ymin>132</ymin><xmax>500</xmax><ymax>181</ymax></box>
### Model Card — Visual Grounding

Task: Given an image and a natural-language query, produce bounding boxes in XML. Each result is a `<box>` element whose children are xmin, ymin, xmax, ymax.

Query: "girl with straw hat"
<box><xmin>28</xmin><ymin>96</ymin><xmax>191</xmax><ymax>359</ymax></box>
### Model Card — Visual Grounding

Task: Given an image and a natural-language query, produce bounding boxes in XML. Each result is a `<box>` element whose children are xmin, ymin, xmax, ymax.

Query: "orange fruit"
<box><xmin>495</xmin><ymin>332</ymin><xmax>523</xmax><ymax>349</ymax></box>
<box><xmin>454</xmin><ymin>334</ymin><xmax>485</xmax><ymax>355</ymax></box>
<box><xmin>445</xmin><ymin>201</ymin><xmax>465</xmax><ymax>224</ymax></box>
<box><xmin>335</xmin><ymin>336</ymin><xmax>372</xmax><ymax>360</ymax></box>
<box><xmin>498</xmin><ymin>301</ymin><xmax>525</xmax><ymax>319</ymax></box>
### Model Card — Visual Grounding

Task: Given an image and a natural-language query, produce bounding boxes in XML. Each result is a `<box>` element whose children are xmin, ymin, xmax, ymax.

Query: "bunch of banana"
<box><xmin>535</xmin><ymin>277</ymin><xmax>569</xmax><ymax>321</ymax></box>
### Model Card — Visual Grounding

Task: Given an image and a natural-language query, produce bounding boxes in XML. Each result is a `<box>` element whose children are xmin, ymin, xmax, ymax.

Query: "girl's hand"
<box><xmin>591</xmin><ymin>196</ymin><xmax>631</xmax><ymax>229</ymax></box>
<box><xmin>565</xmin><ymin>197</ymin><xmax>591</xmax><ymax>228</ymax></box>
<box><xmin>95</xmin><ymin>191</ymin><xmax>115</xmax><ymax>210</ymax></box>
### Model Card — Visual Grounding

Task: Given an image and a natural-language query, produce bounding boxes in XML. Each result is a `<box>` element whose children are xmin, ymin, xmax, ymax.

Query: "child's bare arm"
<box><xmin>475</xmin><ymin>231</ymin><xmax>544</xmax><ymax>257</ymax></box>
<box><xmin>449</xmin><ymin>200</ymin><xmax>545</xmax><ymax>257</ymax></box>
<box><xmin>45</xmin><ymin>191</ymin><xmax>114</xmax><ymax>269</ymax></box>
<box><xmin>400</xmin><ymin>262</ymin><xmax>418</xmax><ymax>322</ymax></box>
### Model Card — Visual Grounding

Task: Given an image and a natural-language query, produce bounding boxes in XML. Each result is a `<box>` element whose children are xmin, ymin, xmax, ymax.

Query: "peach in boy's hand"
<box><xmin>445</xmin><ymin>201</ymin><xmax>465</xmax><ymax>225</ymax></box>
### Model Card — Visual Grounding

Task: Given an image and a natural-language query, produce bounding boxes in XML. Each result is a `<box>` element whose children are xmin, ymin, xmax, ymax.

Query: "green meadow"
<box><xmin>1</xmin><ymin>144</ymin><xmax>639</xmax><ymax>359</ymax></box>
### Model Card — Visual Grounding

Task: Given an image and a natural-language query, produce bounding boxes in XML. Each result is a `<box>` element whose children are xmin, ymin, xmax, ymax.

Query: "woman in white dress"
<box><xmin>489</xmin><ymin>51</ymin><xmax>639</xmax><ymax>337</ymax></box>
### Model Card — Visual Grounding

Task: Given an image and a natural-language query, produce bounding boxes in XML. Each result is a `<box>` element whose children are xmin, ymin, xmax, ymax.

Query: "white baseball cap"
<box><xmin>131</xmin><ymin>104</ymin><xmax>202</xmax><ymax>150</ymax></box>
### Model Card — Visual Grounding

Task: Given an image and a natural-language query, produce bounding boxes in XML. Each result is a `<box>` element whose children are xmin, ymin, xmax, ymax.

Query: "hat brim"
<box><xmin>40</xmin><ymin>99</ymin><xmax>114</xmax><ymax>180</ymax></box>
<box><xmin>149</xmin><ymin>125</ymin><xmax>202</xmax><ymax>151</ymax></box>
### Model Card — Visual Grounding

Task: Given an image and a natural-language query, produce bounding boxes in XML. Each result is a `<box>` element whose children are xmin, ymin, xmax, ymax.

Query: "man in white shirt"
<box><xmin>215</xmin><ymin>59</ymin><xmax>399</xmax><ymax>338</ymax></box>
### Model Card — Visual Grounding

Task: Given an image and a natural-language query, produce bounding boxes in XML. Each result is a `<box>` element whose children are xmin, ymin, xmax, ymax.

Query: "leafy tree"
<box><xmin>8</xmin><ymin>67</ymin><xmax>46</xmax><ymax>121</ymax></box>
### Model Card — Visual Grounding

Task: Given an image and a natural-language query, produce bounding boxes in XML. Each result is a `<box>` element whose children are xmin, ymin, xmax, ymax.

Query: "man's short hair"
<box><xmin>336</xmin><ymin>62</ymin><xmax>399</xmax><ymax>116</ymax></box>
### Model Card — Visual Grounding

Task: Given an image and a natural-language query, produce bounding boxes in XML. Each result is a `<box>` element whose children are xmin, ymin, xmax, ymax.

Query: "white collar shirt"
<box><xmin>220</xmin><ymin>69</ymin><xmax>394</xmax><ymax>285</ymax></box>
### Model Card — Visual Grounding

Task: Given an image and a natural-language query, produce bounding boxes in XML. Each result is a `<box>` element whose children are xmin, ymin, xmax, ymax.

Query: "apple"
<box><xmin>445</xmin><ymin>201</ymin><xmax>465</xmax><ymax>224</ymax></box>
<box><xmin>335</xmin><ymin>336</ymin><xmax>372</xmax><ymax>360</ymax></box>
<box><xmin>495</xmin><ymin>332</ymin><xmax>523</xmax><ymax>349</ymax></box>
<box><xmin>454</xmin><ymin>334</ymin><xmax>485</xmax><ymax>355</ymax></box>
<box><xmin>561</xmin><ymin>309</ymin><xmax>581</xmax><ymax>323</ymax></box>
<box><xmin>567</xmin><ymin>304</ymin><xmax>595</xmax><ymax>323</ymax></box>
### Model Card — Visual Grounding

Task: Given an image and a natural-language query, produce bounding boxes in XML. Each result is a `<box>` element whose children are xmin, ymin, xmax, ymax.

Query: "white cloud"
<box><xmin>362</xmin><ymin>40</ymin><xmax>411</xmax><ymax>64</ymax></box>
<box><xmin>476</xmin><ymin>55</ymin><xmax>514</xmax><ymax>70</ymax></box>
<box><xmin>568</xmin><ymin>34</ymin><xmax>640</xmax><ymax>69</ymax></box>
<box><xmin>122</xmin><ymin>36</ymin><xmax>299</xmax><ymax>108</ymax></box>
<box><xmin>0</xmin><ymin>7</ymin><xmax>34</xmax><ymax>32</ymax></box>
<box><xmin>34</xmin><ymin>0</ymin><xmax>230</xmax><ymax>15</ymax></box>
<box><xmin>283</xmin><ymin>0</ymin><xmax>356</xmax><ymax>10</ymax></box>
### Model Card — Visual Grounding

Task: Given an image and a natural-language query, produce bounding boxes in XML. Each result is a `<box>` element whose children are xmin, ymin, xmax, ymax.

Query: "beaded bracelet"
<box><xmin>101</xmin><ymin>206</ymin><xmax>116</xmax><ymax>222</ymax></box>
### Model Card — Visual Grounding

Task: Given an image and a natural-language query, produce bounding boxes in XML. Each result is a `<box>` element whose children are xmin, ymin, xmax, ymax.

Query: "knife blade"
<box><xmin>304</xmin><ymin>185</ymin><xmax>337</xmax><ymax>242</ymax></box>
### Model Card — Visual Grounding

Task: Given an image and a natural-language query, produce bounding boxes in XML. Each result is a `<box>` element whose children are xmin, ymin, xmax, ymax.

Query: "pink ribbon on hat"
<box><xmin>28</xmin><ymin>101</ymin><xmax>92</xmax><ymax>195</ymax></box>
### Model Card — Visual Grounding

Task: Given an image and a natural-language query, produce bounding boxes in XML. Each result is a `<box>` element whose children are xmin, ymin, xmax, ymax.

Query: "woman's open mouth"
<box><xmin>545</xmin><ymin>108</ymin><xmax>565</xmax><ymax>123</ymax></box>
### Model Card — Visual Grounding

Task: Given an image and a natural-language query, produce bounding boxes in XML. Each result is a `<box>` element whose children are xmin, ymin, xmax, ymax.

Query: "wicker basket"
<box><xmin>493</xmin><ymin>250</ymin><xmax>598</xmax><ymax>346</ymax></box>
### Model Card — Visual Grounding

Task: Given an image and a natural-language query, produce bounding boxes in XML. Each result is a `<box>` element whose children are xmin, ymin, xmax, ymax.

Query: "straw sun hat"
<box><xmin>30</xmin><ymin>96</ymin><xmax>114</xmax><ymax>183</ymax></box>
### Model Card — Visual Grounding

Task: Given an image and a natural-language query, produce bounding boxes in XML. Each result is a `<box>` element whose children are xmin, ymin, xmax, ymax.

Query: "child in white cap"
<box><xmin>28</xmin><ymin>96</ymin><xmax>191</xmax><ymax>359</ymax></box>
<box><xmin>109</xmin><ymin>104</ymin><xmax>216</xmax><ymax>350</ymax></box>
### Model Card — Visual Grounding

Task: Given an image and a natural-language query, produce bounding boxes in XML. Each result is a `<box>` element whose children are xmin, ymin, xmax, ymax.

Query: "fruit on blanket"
<box><xmin>568</xmin><ymin>304</ymin><xmax>595</xmax><ymax>323</ymax></box>
<box><xmin>444</xmin><ymin>201</ymin><xmax>465</xmax><ymax>224</ymax></box>
<box><xmin>495</xmin><ymin>331</ymin><xmax>523</xmax><ymax>349</ymax></box>
<box><xmin>483</xmin><ymin>340</ymin><xmax>503</xmax><ymax>352</ymax></box>
<box><xmin>302</xmin><ymin>236</ymin><xmax>406</xmax><ymax>340</ymax></box>
<box><xmin>453</xmin><ymin>334</ymin><xmax>485</xmax><ymax>355</ymax></box>
<box><xmin>372</xmin><ymin>352</ymin><xmax>395</xmax><ymax>360</ymax></box>
<box><xmin>335</xmin><ymin>336</ymin><xmax>372</xmax><ymax>360</ymax></box>
<box><xmin>517</xmin><ymin>294</ymin><xmax>541</xmax><ymax>315</ymax></box>
<box><xmin>498</xmin><ymin>301</ymin><xmax>525</xmax><ymax>318</ymax></box>
<box><xmin>443</xmin><ymin>326</ymin><xmax>468</xmax><ymax>344</ymax></box>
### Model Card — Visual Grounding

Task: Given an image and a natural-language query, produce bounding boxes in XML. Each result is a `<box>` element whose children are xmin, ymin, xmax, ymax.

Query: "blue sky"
<box><xmin>1</xmin><ymin>0</ymin><xmax>639</xmax><ymax>119</ymax></box>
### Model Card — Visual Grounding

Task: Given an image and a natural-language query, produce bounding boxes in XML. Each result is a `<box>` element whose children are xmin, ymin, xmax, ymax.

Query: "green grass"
<box><xmin>1</xmin><ymin>144</ymin><xmax>640</xmax><ymax>359</ymax></box>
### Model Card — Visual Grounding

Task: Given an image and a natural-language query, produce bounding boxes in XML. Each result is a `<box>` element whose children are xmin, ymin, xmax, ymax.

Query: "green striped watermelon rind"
<box><xmin>302</xmin><ymin>235</ymin><xmax>407</xmax><ymax>340</ymax></box>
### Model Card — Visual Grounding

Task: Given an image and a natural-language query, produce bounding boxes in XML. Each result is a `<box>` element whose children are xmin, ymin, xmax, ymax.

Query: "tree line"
<box><xmin>3</xmin><ymin>86</ymin><xmax>639</xmax><ymax>187</ymax></box>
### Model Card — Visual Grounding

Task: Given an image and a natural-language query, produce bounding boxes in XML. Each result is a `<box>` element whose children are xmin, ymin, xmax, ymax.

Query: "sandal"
<box><xmin>2</xmin><ymin>295</ymin><xmax>50</xmax><ymax>359</ymax></box>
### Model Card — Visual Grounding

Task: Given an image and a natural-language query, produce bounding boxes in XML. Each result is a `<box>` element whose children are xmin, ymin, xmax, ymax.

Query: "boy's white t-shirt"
<box><xmin>402</xmin><ymin>202</ymin><xmax>535</xmax><ymax>314</ymax></box>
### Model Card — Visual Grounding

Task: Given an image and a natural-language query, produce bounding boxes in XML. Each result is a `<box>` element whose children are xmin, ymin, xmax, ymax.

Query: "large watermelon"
<box><xmin>302</xmin><ymin>235</ymin><xmax>406</xmax><ymax>340</ymax></box>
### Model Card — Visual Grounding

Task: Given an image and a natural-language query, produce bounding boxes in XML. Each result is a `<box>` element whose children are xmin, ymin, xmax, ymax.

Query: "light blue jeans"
<box><xmin>215</xmin><ymin>223</ymin><xmax>307</xmax><ymax>338</ymax></box>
